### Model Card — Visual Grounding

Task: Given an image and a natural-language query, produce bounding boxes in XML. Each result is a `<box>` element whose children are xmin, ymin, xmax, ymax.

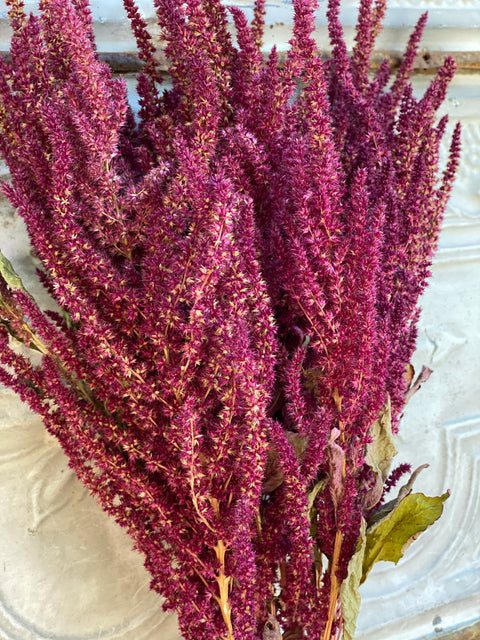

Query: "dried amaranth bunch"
<box><xmin>0</xmin><ymin>0</ymin><xmax>459</xmax><ymax>638</ymax></box>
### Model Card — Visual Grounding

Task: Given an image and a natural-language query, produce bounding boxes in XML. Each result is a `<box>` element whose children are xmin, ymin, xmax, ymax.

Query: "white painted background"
<box><xmin>0</xmin><ymin>1</ymin><xmax>479</xmax><ymax>639</ymax></box>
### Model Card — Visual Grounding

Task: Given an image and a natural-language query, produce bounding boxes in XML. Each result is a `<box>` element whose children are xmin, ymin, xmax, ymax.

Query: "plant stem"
<box><xmin>213</xmin><ymin>540</ymin><xmax>234</xmax><ymax>640</ymax></box>
<box><xmin>322</xmin><ymin>529</ymin><xmax>343</xmax><ymax>640</ymax></box>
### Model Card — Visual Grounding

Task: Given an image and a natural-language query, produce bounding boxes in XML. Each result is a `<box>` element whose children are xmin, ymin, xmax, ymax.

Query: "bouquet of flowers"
<box><xmin>0</xmin><ymin>0</ymin><xmax>459</xmax><ymax>637</ymax></box>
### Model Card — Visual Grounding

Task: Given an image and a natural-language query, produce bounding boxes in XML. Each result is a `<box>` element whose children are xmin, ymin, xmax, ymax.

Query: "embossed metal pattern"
<box><xmin>0</xmin><ymin>0</ymin><xmax>480</xmax><ymax>26</ymax></box>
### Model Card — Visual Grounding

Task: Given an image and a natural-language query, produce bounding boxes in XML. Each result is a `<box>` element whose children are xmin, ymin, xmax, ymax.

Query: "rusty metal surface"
<box><xmin>419</xmin><ymin>619</ymin><xmax>480</xmax><ymax>640</ymax></box>
<box><xmin>2</xmin><ymin>49</ymin><xmax>478</xmax><ymax>74</ymax></box>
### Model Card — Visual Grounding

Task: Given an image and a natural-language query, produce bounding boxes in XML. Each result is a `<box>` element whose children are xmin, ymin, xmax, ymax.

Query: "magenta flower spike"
<box><xmin>0</xmin><ymin>0</ymin><xmax>459</xmax><ymax>638</ymax></box>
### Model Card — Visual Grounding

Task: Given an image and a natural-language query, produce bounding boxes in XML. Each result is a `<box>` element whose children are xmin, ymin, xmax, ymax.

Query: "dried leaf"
<box><xmin>404</xmin><ymin>363</ymin><xmax>415</xmax><ymax>388</ymax></box>
<box><xmin>368</xmin><ymin>463</ymin><xmax>429</xmax><ymax>527</ymax></box>
<box><xmin>328</xmin><ymin>427</ymin><xmax>341</xmax><ymax>444</ymax></box>
<box><xmin>326</xmin><ymin>435</ymin><xmax>344</xmax><ymax>511</ymax></box>
<box><xmin>263</xmin><ymin>614</ymin><xmax>282</xmax><ymax>640</ymax></box>
<box><xmin>365</xmin><ymin>395</ymin><xmax>397</xmax><ymax>481</ymax></box>
<box><xmin>362</xmin><ymin>472</ymin><xmax>384</xmax><ymax>511</ymax></box>
<box><xmin>361</xmin><ymin>491</ymin><xmax>449</xmax><ymax>583</ymax></box>
<box><xmin>287</xmin><ymin>431</ymin><xmax>309</xmax><ymax>460</ymax></box>
<box><xmin>262</xmin><ymin>445</ymin><xmax>284</xmax><ymax>494</ymax></box>
<box><xmin>403</xmin><ymin>365</ymin><xmax>433</xmax><ymax>406</ymax></box>
<box><xmin>262</xmin><ymin>432</ymin><xmax>308</xmax><ymax>494</ymax></box>
<box><xmin>340</xmin><ymin>518</ymin><xmax>367</xmax><ymax>640</ymax></box>
<box><xmin>393</xmin><ymin>463</ymin><xmax>429</xmax><ymax>503</ymax></box>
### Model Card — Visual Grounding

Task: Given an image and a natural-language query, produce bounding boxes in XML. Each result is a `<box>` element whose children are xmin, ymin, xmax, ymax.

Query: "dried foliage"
<box><xmin>0</xmin><ymin>0</ymin><xmax>458</xmax><ymax>638</ymax></box>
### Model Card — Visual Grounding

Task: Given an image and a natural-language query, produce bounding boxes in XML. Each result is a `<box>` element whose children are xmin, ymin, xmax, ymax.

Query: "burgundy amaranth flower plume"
<box><xmin>0</xmin><ymin>0</ymin><xmax>459</xmax><ymax>638</ymax></box>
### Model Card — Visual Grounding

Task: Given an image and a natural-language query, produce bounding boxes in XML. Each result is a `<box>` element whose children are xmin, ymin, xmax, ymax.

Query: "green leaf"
<box><xmin>340</xmin><ymin>518</ymin><xmax>367</xmax><ymax>640</ymax></box>
<box><xmin>365</xmin><ymin>395</ymin><xmax>397</xmax><ymax>481</ymax></box>
<box><xmin>307</xmin><ymin>477</ymin><xmax>328</xmax><ymax>513</ymax></box>
<box><xmin>61</xmin><ymin>308</ymin><xmax>76</xmax><ymax>329</ymax></box>
<box><xmin>0</xmin><ymin>250</ymin><xmax>45</xmax><ymax>352</ymax></box>
<box><xmin>0</xmin><ymin>250</ymin><xmax>29</xmax><ymax>293</ymax></box>
<box><xmin>362</xmin><ymin>491</ymin><xmax>449</xmax><ymax>583</ymax></box>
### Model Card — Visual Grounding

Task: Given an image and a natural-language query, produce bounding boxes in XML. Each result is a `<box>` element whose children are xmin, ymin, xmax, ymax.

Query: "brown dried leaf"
<box><xmin>368</xmin><ymin>463</ymin><xmax>429</xmax><ymax>527</ymax></box>
<box><xmin>403</xmin><ymin>365</ymin><xmax>433</xmax><ymax>406</ymax></box>
<box><xmin>263</xmin><ymin>614</ymin><xmax>282</xmax><ymax>640</ymax></box>
<box><xmin>262</xmin><ymin>432</ymin><xmax>308</xmax><ymax>494</ymax></box>
<box><xmin>404</xmin><ymin>363</ymin><xmax>415</xmax><ymax>388</ymax></box>
<box><xmin>286</xmin><ymin>431</ymin><xmax>309</xmax><ymax>460</ymax></box>
<box><xmin>326</xmin><ymin>430</ymin><xmax>345</xmax><ymax>511</ymax></box>
<box><xmin>362</xmin><ymin>472</ymin><xmax>384</xmax><ymax>511</ymax></box>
